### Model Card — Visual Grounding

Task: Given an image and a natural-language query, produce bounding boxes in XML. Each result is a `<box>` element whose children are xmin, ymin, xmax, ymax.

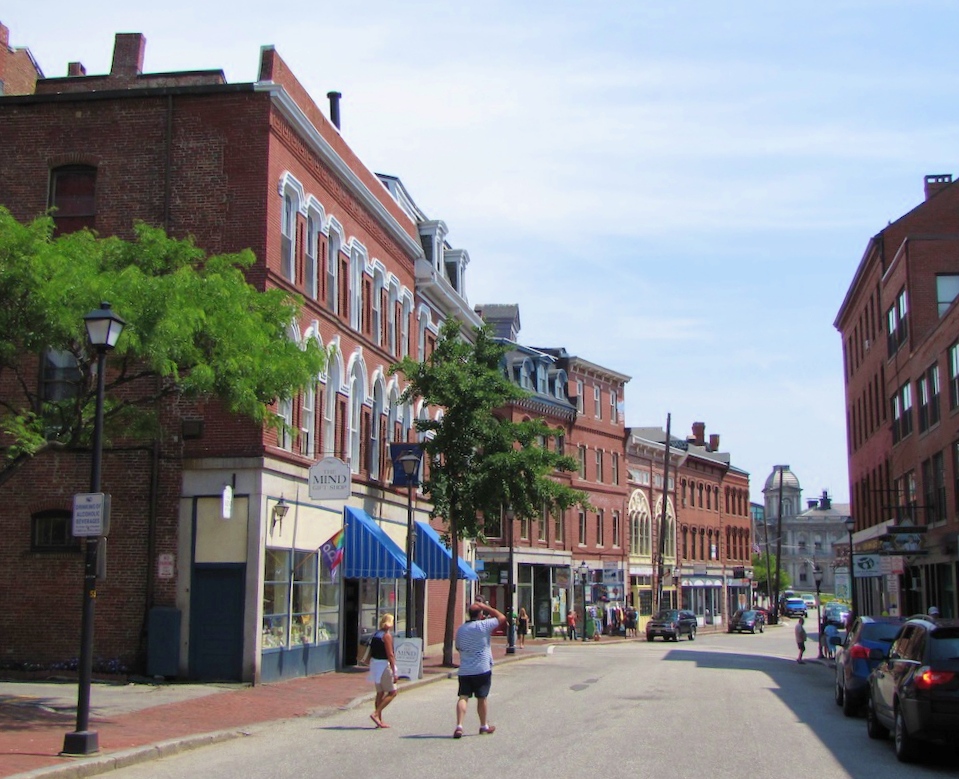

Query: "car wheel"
<box><xmin>835</xmin><ymin>674</ymin><xmax>844</xmax><ymax>706</ymax></box>
<box><xmin>688</xmin><ymin>626</ymin><xmax>696</xmax><ymax>641</ymax></box>
<box><xmin>866</xmin><ymin>696</ymin><xmax>888</xmax><ymax>740</ymax></box>
<box><xmin>842</xmin><ymin>686</ymin><xmax>859</xmax><ymax>718</ymax></box>
<box><xmin>646</xmin><ymin>634</ymin><xmax>653</xmax><ymax>642</ymax></box>
<box><xmin>894</xmin><ymin>705</ymin><xmax>919</xmax><ymax>763</ymax></box>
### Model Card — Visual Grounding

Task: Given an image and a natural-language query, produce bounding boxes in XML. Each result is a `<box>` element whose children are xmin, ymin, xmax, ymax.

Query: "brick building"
<box><xmin>0</xmin><ymin>28</ymin><xmax>480</xmax><ymax>682</ymax></box>
<box><xmin>835</xmin><ymin>173</ymin><xmax>959</xmax><ymax>618</ymax></box>
<box><xmin>473</xmin><ymin>305</ymin><xmax>632</xmax><ymax>637</ymax></box>
<box><xmin>626</xmin><ymin>422</ymin><xmax>751</xmax><ymax>629</ymax></box>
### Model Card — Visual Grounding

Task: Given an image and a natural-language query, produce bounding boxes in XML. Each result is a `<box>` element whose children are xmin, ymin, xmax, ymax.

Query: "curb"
<box><xmin>10</xmin><ymin>650</ymin><xmax>545</xmax><ymax>779</ymax></box>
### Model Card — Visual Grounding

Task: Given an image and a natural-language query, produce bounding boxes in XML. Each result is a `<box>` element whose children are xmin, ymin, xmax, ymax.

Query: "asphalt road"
<box><xmin>98</xmin><ymin>625</ymin><xmax>958</xmax><ymax>779</ymax></box>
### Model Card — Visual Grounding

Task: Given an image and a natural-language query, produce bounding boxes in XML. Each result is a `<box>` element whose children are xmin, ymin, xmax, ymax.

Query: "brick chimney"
<box><xmin>924</xmin><ymin>174</ymin><xmax>953</xmax><ymax>201</ymax></box>
<box><xmin>708</xmin><ymin>433</ymin><xmax>719</xmax><ymax>451</ymax></box>
<box><xmin>67</xmin><ymin>62</ymin><xmax>86</xmax><ymax>77</ymax></box>
<box><xmin>110</xmin><ymin>33</ymin><xmax>146</xmax><ymax>77</ymax></box>
<box><xmin>691</xmin><ymin>422</ymin><xmax>705</xmax><ymax>446</ymax></box>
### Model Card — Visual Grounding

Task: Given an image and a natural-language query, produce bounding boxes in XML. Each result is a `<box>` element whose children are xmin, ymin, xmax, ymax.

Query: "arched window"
<box><xmin>305</xmin><ymin>210</ymin><xmax>322</xmax><ymax>299</ymax></box>
<box><xmin>327</xmin><ymin>230</ymin><xmax>341</xmax><ymax>314</ymax></box>
<box><xmin>281</xmin><ymin>192</ymin><xmax>297</xmax><ymax>282</ymax></box>
<box><xmin>372</xmin><ymin>268</ymin><xmax>386</xmax><ymax>347</ymax></box>
<box><xmin>350</xmin><ymin>246</ymin><xmax>365</xmax><ymax>331</ymax></box>
<box><xmin>348</xmin><ymin>362</ymin><xmax>365</xmax><ymax>472</ymax></box>
<box><xmin>628</xmin><ymin>490</ymin><xmax>652</xmax><ymax>557</ymax></box>
<box><xmin>323</xmin><ymin>350</ymin><xmax>342</xmax><ymax>457</ymax></box>
<box><xmin>370</xmin><ymin>380</ymin><xmax>384</xmax><ymax>479</ymax></box>
<box><xmin>300</xmin><ymin>383</ymin><xmax>316</xmax><ymax>457</ymax></box>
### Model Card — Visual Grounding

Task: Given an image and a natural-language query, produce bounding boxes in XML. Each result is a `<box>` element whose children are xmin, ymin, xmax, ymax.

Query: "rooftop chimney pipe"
<box><xmin>327</xmin><ymin>91</ymin><xmax>341</xmax><ymax>130</ymax></box>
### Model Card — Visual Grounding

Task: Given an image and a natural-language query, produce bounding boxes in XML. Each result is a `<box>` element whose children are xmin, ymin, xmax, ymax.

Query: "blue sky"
<box><xmin>7</xmin><ymin>1</ymin><xmax>959</xmax><ymax>505</ymax></box>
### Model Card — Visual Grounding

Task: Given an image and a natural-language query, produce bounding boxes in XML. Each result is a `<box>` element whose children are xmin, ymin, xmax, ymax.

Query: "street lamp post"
<box><xmin>814</xmin><ymin>564</ymin><xmax>824</xmax><ymax>659</ymax></box>
<box><xmin>844</xmin><ymin>516</ymin><xmax>858</xmax><ymax>624</ymax></box>
<box><xmin>63</xmin><ymin>302</ymin><xmax>125</xmax><ymax>757</ymax></box>
<box><xmin>578</xmin><ymin>561</ymin><xmax>589</xmax><ymax>642</ymax></box>
<box><xmin>398</xmin><ymin>450</ymin><xmax>423</xmax><ymax>638</ymax></box>
<box><xmin>505</xmin><ymin>508</ymin><xmax>516</xmax><ymax>655</ymax></box>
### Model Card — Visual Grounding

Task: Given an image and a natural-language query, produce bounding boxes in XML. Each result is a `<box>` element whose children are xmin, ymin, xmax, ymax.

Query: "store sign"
<box><xmin>393</xmin><ymin>637</ymin><xmax>423</xmax><ymax>680</ymax></box>
<box><xmin>308</xmin><ymin>457</ymin><xmax>351</xmax><ymax>500</ymax></box>
<box><xmin>852</xmin><ymin>553</ymin><xmax>882</xmax><ymax>578</ymax></box>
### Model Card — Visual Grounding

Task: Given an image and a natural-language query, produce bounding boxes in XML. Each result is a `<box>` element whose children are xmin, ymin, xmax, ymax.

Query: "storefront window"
<box><xmin>263</xmin><ymin>547</ymin><xmax>340</xmax><ymax>650</ymax></box>
<box><xmin>291</xmin><ymin>551</ymin><xmax>317</xmax><ymax>645</ymax></box>
<box><xmin>263</xmin><ymin>549</ymin><xmax>291</xmax><ymax>649</ymax></box>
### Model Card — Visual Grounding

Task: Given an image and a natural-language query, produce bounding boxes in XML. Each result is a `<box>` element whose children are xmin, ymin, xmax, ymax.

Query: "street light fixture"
<box><xmin>63</xmin><ymin>302</ymin><xmax>125</xmax><ymax>756</ymax></box>
<box><xmin>844</xmin><ymin>516</ymin><xmax>858</xmax><ymax>624</ymax></box>
<box><xmin>398</xmin><ymin>449</ymin><xmax>422</xmax><ymax>638</ymax></box>
<box><xmin>813</xmin><ymin>564</ymin><xmax>824</xmax><ymax>659</ymax></box>
<box><xmin>578</xmin><ymin>561</ymin><xmax>589</xmax><ymax>642</ymax></box>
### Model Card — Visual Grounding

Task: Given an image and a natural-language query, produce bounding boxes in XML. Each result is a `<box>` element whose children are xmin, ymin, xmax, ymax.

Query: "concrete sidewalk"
<box><xmin>0</xmin><ymin>637</ymin><xmax>568</xmax><ymax>779</ymax></box>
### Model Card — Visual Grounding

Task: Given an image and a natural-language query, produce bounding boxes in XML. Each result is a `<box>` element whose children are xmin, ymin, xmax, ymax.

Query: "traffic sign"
<box><xmin>72</xmin><ymin>493</ymin><xmax>111</xmax><ymax>537</ymax></box>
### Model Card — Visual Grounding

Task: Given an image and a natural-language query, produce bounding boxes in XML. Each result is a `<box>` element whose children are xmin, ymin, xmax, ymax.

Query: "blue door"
<box><xmin>190</xmin><ymin>564</ymin><xmax>245</xmax><ymax>681</ymax></box>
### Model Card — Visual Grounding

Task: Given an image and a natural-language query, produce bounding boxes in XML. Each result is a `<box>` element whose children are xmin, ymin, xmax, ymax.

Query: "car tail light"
<box><xmin>848</xmin><ymin>644</ymin><xmax>870</xmax><ymax>660</ymax></box>
<box><xmin>914</xmin><ymin>667</ymin><xmax>956</xmax><ymax>690</ymax></box>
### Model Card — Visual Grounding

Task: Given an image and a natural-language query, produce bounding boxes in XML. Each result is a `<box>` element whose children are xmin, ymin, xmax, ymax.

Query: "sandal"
<box><xmin>479</xmin><ymin>724</ymin><xmax>496</xmax><ymax>735</ymax></box>
<box><xmin>453</xmin><ymin>726</ymin><xmax>463</xmax><ymax>739</ymax></box>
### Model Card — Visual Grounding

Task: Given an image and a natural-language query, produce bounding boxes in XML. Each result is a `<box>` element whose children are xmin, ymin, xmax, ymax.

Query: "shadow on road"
<box><xmin>660</xmin><ymin>647</ymin><xmax>958</xmax><ymax>773</ymax></box>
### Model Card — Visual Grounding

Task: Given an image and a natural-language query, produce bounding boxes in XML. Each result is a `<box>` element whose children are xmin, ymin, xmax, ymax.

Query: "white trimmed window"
<box><xmin>281</xmin><ymin>193</ymin><xmax>296</xmax><ymax>282</ymax></box>
<box><xmin>305</xmin><ymin>213</ymin><xmax>320</xmax><ymax>300</ymax></box>
<box><xmin>327</xmin><ymin>231</ymin><xmax>340</xmax><ymax>315</ymax></box>
<box><xmin>300</xmin><ymin>384</ymin><xmax>315</xmax><ymax>457</ymax></box>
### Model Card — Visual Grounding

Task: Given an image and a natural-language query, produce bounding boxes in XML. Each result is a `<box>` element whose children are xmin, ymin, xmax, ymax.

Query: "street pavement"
<box><xmin>1</xmin><ymin>624</ymin><xmax>814</xmax><ymax>779</ymax></box>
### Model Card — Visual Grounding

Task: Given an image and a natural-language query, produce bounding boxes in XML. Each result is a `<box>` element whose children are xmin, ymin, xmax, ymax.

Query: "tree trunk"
<box><xmin>442</xmin><ymin>510</ymin><xmax>460</xmax><ymax>666</ymax></box>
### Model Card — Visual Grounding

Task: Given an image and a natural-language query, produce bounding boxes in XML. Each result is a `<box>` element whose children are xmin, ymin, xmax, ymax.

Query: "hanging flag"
<box><xmin>320</xmin><ymin>528</ymin><xmax>345</xmax><ymax>577</ymax></box>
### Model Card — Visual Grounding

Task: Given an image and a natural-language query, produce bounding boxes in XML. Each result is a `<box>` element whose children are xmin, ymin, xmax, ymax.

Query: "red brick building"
<box><xmin>473</xmin><ymin>305</ymin><xmax>632</xmax><ymax>636</ymax></box>
<box><xmin>0</xmin><ymin>28</ymin><xmax>479</xmax><ymax>682</ymax></box>
<box><xmin>835</xmin><ymin>174</ymin><xmax>959</xmax><ymax>618</ymax></box>
<box><xmin>626</xmin><ymin>422</ymin><xmax>752</xmax><ymax>629</ymax></box>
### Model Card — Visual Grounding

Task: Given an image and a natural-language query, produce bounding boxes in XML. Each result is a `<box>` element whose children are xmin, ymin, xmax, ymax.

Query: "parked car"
<box><xmin>824</xmin><ymin>602</ymin><xmax>851</xmax><ymax>628</ymax></box>
<box><xmin>728</xmin><ymin>609</ymin><xmax>765</xmax><ymax>634</ymax></box>
<box><xmin>866</xmin><ymin>616</ymin><xmax>959</xmax><ymax>762</ymax></box>
<box><xmin>782</xmin><ymin>598</ymin><xmax>807</xmax><ymax>618</ymax></box>
<box><xmin>646</xmin><ymin>609</ymin><xmax>697</xmax><ymax>641</ymax></box>
<box><xmin>835</xmin><ymin>616</ymin><xmax>905</xmax><ymax>716</ymax></box>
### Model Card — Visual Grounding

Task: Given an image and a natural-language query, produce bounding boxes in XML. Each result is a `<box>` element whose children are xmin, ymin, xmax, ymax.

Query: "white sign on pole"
<box><xmin>308</xmin><ymin>457</ymin><xmax>351</xmax><ymax>500</ymax></box>
<box><xmin>73</xmin><ymin>493</ymin><xmax>109</xmax><ymax>537</ymax></box>
<box><xmin>852</xmin><ymin>554</ymin><xmax>882</xmax><ymax>578</ymax></box>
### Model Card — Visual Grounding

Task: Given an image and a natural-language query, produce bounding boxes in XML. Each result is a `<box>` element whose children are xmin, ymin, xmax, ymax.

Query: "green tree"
<box><xmin>751</xmin><ymin>553</ymin><xmax>790</xmax><ymax>598</ymax></box>
<box><xmin>0</xmin><ymin>209</ymin><xmax>327</xmax><ymax>487</ymax></box>
<box><xmin>392</xmin><ymin>318</ymin><xmax>588</xmax><ymax>665</ymax></box>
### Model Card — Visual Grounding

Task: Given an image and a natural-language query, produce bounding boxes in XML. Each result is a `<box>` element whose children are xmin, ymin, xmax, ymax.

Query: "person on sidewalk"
<box><xmin>795</xmin><ymin>616</ymin><xmax>807</xmax><ymax>664</ymax></box>
<box><xmin>566</xmin><ymin>609</ymin><xmax>578</xmax><ymax>641</ymax></box>
<box><xmin>453</xmin><ymin>601</ymin><xmax>507</xmax><ymax>739</ymax></box>
<box><xmin>368</xmin><ymin>614</ymin><xmax>398</xmax><ymax>728</ymax></box>
<box><xmin>517</xmin><ymin>607</ymin><xmax>529</xmax><ymax>648</ymax></box>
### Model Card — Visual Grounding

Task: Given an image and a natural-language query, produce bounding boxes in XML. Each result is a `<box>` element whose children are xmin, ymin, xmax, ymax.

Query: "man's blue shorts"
<box><xmin>457</xmin><ymin>671</ymin><xmax>492</xmax><ymax>699</ymax></box>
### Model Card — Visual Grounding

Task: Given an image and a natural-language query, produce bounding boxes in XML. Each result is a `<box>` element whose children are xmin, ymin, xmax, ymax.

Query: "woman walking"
<box><xmin>368</xmin><ymin>614</ymin><xmax>398</xmax><ymax>727</ymax></box>
<box><xmin>517</xmin><ymin>607</ymin><xmax>529</xmax><ymax>648</ymax></box>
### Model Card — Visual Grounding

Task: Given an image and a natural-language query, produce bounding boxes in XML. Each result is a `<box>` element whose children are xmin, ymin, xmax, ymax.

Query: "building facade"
<box><xmin>835</xmin><ymin>174</ymin><xmax>959</xmax><ymax>618</ymax></box>
<box><xmin>627</xmin><ymin>422</ymin><xmax>751</xmax><ymax>629</ymax></box>
<box><xmin>0</xmin><ymin>29</ymin><xmax>479</xmax><ymax>683</ymax></box>
<box><xmin>472</xmin><ymin>306</ymin><xmax>632</xmax><ymax>637</ymax></box>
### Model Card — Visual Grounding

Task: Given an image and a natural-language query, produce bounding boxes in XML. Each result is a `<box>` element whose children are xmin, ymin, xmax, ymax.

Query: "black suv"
<box><xmin>646</xmin><ymin>609</ymin><xmax>697</xmax><ymax>642</ymax></box>
<box><xmin>866</xmin><ymin>616</ymin><xmax>959</xmax><ymax>762</ymax></box>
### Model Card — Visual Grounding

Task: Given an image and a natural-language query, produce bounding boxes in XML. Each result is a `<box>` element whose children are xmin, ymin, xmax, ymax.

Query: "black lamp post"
<box><xmin>844</xmin><ymin>516</ymin><xmax>858</xmax><ymax>624</ymax></box>
<box><xmin>398</xmin><ymin>450</ymin><xmax>422</xmax><ymax>638</ymax></box>
<box><xmin>505</xmin><ymin>507</ymin><xmax>516</xmax><ymax>654</ymax></box>
<box><xmin>63</xmin><ymin>302</ymin><xmax>125</xmax><ymax>756</ymax></box>
<box><xmin>813</xmin><ymin>563</ymin><xmax>824</xmax><ymax>659</ymax></box>
<box><xmin>578</xmin><ymin>561</ymin><xmax>589</xmax><ymax>642</ymax></box>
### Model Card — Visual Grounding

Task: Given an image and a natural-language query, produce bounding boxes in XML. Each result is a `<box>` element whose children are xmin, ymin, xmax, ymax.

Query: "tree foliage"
<box><xmin>392</xmin><ymin>318</ymin><xmax>588</xmax><ymax>665</ymax></box>
<box><xmin>0</xmin><ymin>209</ymin><xmax>327</xmax><ymax>486</ymax></box>
<box><xmin>751</xmin><ymin>553</ymin><xmax>791</xmax><ymax>596</ymax></box>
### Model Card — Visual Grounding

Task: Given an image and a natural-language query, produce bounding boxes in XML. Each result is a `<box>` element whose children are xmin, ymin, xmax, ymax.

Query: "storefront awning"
<box><xmin>343</xmin><ymin>507</ymin><xmax>426</xmax><ymax>580</ymax></box>
<box><xmin>415</xmin><ymin>521</ymin><xmax>479</xmax><ymax>580</ymax></box>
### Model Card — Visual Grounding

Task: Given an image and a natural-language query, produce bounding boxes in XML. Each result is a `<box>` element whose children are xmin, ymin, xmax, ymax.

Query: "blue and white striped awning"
<box><xmin>414</xmin><ymin>521</ymin><xmax>479</xmax><ymax>581</ymax></box>
<box><xmin>343</xmin><ymin>506</ymin><xmax>425</xmax><ymax>580</ymax></box>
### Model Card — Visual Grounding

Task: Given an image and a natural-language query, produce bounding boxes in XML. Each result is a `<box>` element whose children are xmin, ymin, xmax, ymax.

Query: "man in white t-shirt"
<box><xmin>452</xmin><ymin>601</ymin><xmax>506</xmax><ymax>739</ymax></box>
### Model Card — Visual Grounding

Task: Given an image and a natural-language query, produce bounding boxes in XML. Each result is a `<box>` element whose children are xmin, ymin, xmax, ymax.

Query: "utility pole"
<box><xmin>655</xmin><ymin>414</ymin><xmax>672</xmax><ymax>610</ymax></box>
<box><xmin>771</xmin><ymin>465</ymin><xmax>787</xmax><ymax>624</ymax></box>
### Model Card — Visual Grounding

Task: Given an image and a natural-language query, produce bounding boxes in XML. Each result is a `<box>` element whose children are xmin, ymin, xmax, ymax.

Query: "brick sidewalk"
<box><xmin>0</xmin><ymin>638</ymin><xmax>566</xmax><ymax>779</ymax></box>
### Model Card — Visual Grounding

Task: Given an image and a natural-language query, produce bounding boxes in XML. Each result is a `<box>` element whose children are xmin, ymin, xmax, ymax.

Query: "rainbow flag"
<box><xmin>320</xmin><ymin>528</ymin><xmax>345</xmax><ymax>577</ymax></box>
